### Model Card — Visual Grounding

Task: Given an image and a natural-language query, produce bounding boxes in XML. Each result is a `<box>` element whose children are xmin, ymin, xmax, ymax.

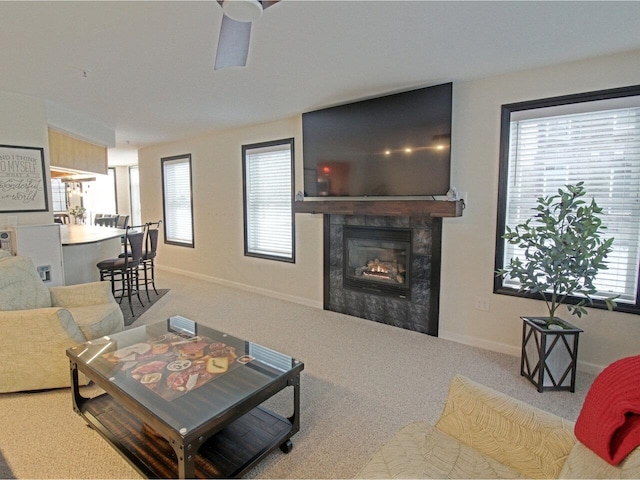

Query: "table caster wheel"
<box><xmin>280</xmin><ymin>439</ymin><xmax>293</xmax><ymax>454</ymax></box>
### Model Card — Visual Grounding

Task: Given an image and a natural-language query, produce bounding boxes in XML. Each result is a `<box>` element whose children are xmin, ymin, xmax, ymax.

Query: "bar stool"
<box><xmin>140</xmin><ymin>221</ymin><xmax>161</xmax><ymax>301</ymax></box>
<box><xmin>116</xmin><ymin>215</ymin><xmax>130</xmax><ymax>229</ymax></box>
<box><xmin>95</xmin><ymin>215</ymin><xmax>117</xmax><ymax>227</ymax></box>
<box><xmin>97</xmin><ymin>225</ymin><xmax>146</xmax><ymax>316</ymax></box>
<box><xmin>54</xmin><ymin>213</ymin><xmax>70</xmax><ymax>224</ymax></box>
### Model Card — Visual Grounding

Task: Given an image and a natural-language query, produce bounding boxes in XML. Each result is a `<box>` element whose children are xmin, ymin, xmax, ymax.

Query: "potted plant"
<box><xmin>497</xmin><ymin>182</ymin><xmax>616</xmax><ymax>325</ymax></box>
<box><xmin>497</xmin><ymin>182</ymin><xmax>617</xmax><ymax>391</ymax></box>
<box><xmin>69</xmin><ymin>205</ymin><xmax>87</xmax><ymax>224</ymax></box>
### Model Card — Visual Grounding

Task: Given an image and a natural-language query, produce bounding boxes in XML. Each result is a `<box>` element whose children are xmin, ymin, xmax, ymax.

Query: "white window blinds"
<box><xmin>129</xmin><ymin>166</ymin><xmax>141</xmax><ymax>226</ymax></box>
<box><xmin>504</xmin><ymin>103</ymin><xmax>640</xmax><ymax>303</ymax></box>
<box><xmin>162</xmin><ymin>155</ymin><xmax>193</xmax><ymax>246</ymax></box>
<box><xmin>244</xmin><ymin>141</ymin><xmax>293</xmax><ymax>260</ymax></box>
<box><xmin>51</xmin><ymin>178</ymin><xmax>67</xmax><ymax>212</ymax></box>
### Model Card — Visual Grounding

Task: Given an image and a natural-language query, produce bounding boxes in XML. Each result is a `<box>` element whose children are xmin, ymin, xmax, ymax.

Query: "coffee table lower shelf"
<box><xmin>81</xmin><ymin>393</ymin><xmax>294</xmax><ymax>478</ymax></box>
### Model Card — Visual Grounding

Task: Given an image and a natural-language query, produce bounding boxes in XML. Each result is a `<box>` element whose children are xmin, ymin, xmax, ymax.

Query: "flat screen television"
<box><xmin>302</xmin><ymin>82</ymin><xmax>452</xmax><ymax>198</ymax></box>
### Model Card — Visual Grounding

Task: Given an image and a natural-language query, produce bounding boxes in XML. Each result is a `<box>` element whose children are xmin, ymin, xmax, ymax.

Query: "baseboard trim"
<box><xmin>439</xmin><ymin>330</ymin><xmax>521</xmax><ymax>357</ymax></box>
<box><xmin>574</xmin><ymin>359</ymin><xmax>605</xmax><ymax>376</ymax></box>
<box><xmin>156</xmin><ymin>265</ymin><xmax>324</xmax><ymax>310</ymax></box>
<box><xmin>156</xmin><ymin>265</ymin><xmax>607</xmax><ymax>375</ymax></box>
<box><xmin>439</xmin><ymin>330</ymin><xmax>606</xmax><ymax>375</ymax></box>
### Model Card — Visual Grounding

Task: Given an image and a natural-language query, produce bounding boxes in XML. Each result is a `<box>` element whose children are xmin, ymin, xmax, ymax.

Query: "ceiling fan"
<box><xmin>214</xmin><ymin>0</ymin><xmax>280</xmax><ymax>70</ymax></box>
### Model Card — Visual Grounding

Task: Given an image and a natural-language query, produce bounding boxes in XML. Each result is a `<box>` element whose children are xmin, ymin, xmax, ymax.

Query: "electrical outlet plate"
<box><xmin>37</xmin><ymin>265</ymin><xmax>51</xmax><ymax>282</ymax></box>
<box><xmin>474</xmin><ymin>296</ymin><xmax>490</xmax><ymax>312</ymax></box>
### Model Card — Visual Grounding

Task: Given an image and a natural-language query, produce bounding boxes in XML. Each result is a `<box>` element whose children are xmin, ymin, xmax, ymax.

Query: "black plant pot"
<box><xmin>520</xmin><ymin>316</ymin><xmax>583</xmax><ymax>392</ymax></box>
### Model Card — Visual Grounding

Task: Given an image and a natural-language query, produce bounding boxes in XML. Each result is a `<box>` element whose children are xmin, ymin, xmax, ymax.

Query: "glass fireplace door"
<box><xmin>343</xmin><ymin>226</ymin><xmax>411</xmax><ymax>298</ymax></box>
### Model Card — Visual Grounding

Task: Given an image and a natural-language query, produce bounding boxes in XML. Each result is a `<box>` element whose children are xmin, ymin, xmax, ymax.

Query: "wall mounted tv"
<box><xmin>302</xmin><ymin>82</ymin><xmax>452</xmax><ymax>198</ymax></box>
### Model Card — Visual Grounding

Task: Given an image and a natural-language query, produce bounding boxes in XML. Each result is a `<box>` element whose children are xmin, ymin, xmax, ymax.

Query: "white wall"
<box><xmin>139</xmin><ymin>117</ymin><xmax>325</xmax><ymax>307</ymax></box>
<box><xmin>139</xmin><ymin>49</ymin><xmax>640</xmax><ymax>373</ymax></box>
<box><xmin>0</xmin><ymin>91</ymin><xmax>118</xmax><ymax>228</ymax></box>
<box><xmin>114</xmin><ymin>165</ymin><xmax>131</xmax><ymax>219</ymax></box>
<box><xmin>0</xmin><ymin>91</ymin><xmax>52</xmax><ymax>227</ymax></box>
<box><xmin>108</xmin><ymin>148</ymin><xmax>139</xmax><ymax>221</ymax></box>
<box><xmin>440</xmin><ymin>49</ymin><xmax>640</xmax><ymax>374</ymax></box>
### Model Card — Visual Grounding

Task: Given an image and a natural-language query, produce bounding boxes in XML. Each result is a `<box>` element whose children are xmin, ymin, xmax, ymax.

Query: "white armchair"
<box><xmin>0</xmin><ymin>252</ymin><xmax>124</xmax><ymax>393</ymax></box>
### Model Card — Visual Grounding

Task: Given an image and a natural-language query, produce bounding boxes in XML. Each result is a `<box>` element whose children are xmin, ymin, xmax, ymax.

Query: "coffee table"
<box><xmin>67</xmin><ymin>316</ymin><xmax>304</xmax><ymax>478</ymax></box>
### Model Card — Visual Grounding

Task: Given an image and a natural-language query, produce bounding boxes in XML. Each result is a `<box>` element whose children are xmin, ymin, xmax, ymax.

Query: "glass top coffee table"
<box><xmin>67</xmin><ymin>316</ymin><xmax>304</xmax><ymax>478</ymax></box>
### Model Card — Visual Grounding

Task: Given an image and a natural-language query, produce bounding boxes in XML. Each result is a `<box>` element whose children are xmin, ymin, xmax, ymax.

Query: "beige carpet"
<box><xmin>0</xmin><ymin>269</ymin><xmax>596</xmax><ymax>479</ymax></box>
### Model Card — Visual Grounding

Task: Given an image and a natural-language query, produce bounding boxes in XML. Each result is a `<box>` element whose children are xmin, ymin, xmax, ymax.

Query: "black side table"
<box><xmin>520</xmin><ymin>316</ymin><xmax>583</xmax><ymax>392</ymax></box>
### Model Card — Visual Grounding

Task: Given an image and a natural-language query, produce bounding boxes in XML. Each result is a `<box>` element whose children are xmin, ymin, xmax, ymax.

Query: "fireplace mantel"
<box><xmin>293</xmin><ymin>199</ymin><xmax>463</xmax><ymax>218</ymax></box>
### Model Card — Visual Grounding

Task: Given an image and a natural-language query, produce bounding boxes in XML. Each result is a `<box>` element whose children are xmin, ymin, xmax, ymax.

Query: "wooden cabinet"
<box><xmin>48</xmin><ymin>128</ymin><xmax>107</xmax><ymax>175</ymax></box>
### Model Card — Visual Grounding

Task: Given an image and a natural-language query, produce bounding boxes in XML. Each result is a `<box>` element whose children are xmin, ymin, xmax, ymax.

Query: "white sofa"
<box><xmin>0</xmin><ymin>251</ymin><xmax>124</xmax><ymax>392</ymax></box>
<box><xmin>356</xmin><ymin>374</ymin><xmax>640</xmax><ymax>479</ymax></box>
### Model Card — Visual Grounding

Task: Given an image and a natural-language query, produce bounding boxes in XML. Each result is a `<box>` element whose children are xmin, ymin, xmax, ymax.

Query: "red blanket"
<box><xmin>575</xmin><ymin>355</ymin><xmax>640</xmax><ymax>465</ymax></box>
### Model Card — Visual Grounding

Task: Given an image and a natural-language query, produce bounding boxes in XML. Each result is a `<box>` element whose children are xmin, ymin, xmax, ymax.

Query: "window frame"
<box><xmin>109</xmin><ymin>167</ymin><xmax>118</xmax><ymax>214</ymax></box>
<box><xmin>50</xmin><ymin>178</ymin><xmax>68</xmax><ymax>212</ymax></box>
<box><xmin>242</xmin><ymin>138</ymin><xmax>295</xmax><ymax>263</ymax></box>
<box><xmin>494</xmin><ymin>84</ymin><xmax>640</xmax><ymax>315</ymax></box>
<box><xmin>128</xmin><ymin>165</ymin><xmax>141</xmax><ymax>227</ymax></box>
<box><xmin>161</xmin><ymin>153</ymin><xmax>195</xmax><ymax>248</ymax></box>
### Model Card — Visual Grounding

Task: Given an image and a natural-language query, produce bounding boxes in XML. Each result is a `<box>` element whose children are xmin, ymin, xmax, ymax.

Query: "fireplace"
<box><xmin>325</xmin><ymin>214</ymin><xmax>441</xmax><ymax>336</ymax></box>
<box><xmin>343</xmin><ymin>226</ymin><xmax>411</xmax><ymax>299</ymax></box>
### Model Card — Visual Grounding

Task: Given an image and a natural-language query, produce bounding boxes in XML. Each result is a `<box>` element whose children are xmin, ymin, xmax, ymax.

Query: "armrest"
<box><xmin>560</xmin><ymin>442</ymin><xmax>640</xmax><ymax>478</ymax></box>
<box><xmin>0</xmin><ymin>307</ymin><xmax>87</xmax><ymax>392</ymax></box>
<box><xmin>50</xmin><ymin>281</ymin><xmax>117</xmax><ymax>308</ymax></box>
<box><xmin>0</xmin><ymin>307</ymin><xmax>86</xmax><ymax>344</ymax></box>
<box><xmin>435</xmin><ymin>375</ymin><xmax>576</xmax><ymax>479</ymax></box>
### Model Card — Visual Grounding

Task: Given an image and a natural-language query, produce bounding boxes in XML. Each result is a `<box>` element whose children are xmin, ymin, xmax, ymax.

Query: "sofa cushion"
<box><xmin>355</xmin><ymin>421</ymin><xmax>523</xmax><ymax>479</ymax></box>
<box><xmin>67</xmin><ymin>304</ymin><xmax>124</xmax><ymax>340</ymax></box>
<box><xmin>0</xmin><ymin>308</ymin><xmax>85</xmax><ymax>392</ymax></box>
<box><xmin>50</xmin><ymin>281</ymin><xmax>120</xmax><ymax>308</ymax></box>
<box><xmin>0</xmin><ymin>255</ymin><xmax>51</xmax><ymax>310</ymax></box>
<box><xmin>560</xmin><ymin>442</ymin><xmax>640</xmax><ymax>479</ymax></box>
<box><xmin>435</xmin><ymin>375</ymin><xmax>576</xmax><ymax>479</ymax></box>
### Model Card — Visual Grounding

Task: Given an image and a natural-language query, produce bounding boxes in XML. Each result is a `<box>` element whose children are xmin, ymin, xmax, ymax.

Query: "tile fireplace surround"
<box><xmin>324</xmin><ymin>214</ymin><xmax>442</xmax><ymax>336</ymax></box>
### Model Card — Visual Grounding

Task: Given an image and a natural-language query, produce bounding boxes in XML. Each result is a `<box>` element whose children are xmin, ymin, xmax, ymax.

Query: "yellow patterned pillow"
<box><xmin>355</xmin><ymin>422</ymin><xmax>523</xmax><ymax>479</ymax></box>
<box><xmin>435</xmin><ymin>375</ymin><xmax>576</xmax><ymax>479</ymax></box>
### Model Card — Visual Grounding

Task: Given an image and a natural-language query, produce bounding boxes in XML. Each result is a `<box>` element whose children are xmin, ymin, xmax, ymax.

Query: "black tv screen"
<box><xmin>302</xmin><ymin>82</ymin><xmax>452</xmax><ymax>198</ymax></box>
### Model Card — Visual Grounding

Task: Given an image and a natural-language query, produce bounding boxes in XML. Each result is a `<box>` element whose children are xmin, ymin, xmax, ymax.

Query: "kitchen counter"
<box><xmin>60</xmin><ymin>224</ymin><xmax>126</xmax><ymax>245</ymax></box>
<box><xmin>61</xmin><ymin>225</ymin><xmax>126</xmax><ymax>285</ymax></box>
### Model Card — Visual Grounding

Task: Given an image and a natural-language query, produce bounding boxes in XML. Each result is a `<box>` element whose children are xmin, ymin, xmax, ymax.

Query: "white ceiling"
<box><xmin>2</xmin><ymin>1</ymin><xmax>640</xmax><ymax>149</ymax></box>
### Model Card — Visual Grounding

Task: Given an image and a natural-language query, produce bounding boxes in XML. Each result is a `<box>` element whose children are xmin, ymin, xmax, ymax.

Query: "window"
<box><xmin>129</xmin><ymin>166</ymin><xmax>141</xmax><ymax>226</ymax></box>
<box><xmin>242</xmin><ymin>139</ymin><xmax>295</xmax><ymax>262</ymax></box>
<box><xmin>51</xmin><ymin>178</ymin><xmax>67</xmax><ymax>212</ymax></box>
<box><xmin>83</xmin><ymin>168</ymin><xmax>117</xmax><ymax>219</ymax></box>
<box><xmin>495</xmin><ymin>85</ymin><xmax>640</xmax><ymax>314</ymax></box>
<box><xmin>162</xmin><ymin>154</ymin><xmax>194</xmax><ymax>247</ymax></box>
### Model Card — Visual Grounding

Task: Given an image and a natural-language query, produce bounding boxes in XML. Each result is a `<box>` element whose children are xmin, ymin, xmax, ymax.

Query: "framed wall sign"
<box><xmin>0</xmin><ymin>144</ymin><xmax>49</xmax><ymax>212</ymax></box>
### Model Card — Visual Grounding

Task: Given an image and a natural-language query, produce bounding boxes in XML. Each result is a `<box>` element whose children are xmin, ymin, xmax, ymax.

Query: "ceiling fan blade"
<box><xmin>214</xmin><ymin>14</ymin><xmax>252</xmax><ymax>70</ymax></box>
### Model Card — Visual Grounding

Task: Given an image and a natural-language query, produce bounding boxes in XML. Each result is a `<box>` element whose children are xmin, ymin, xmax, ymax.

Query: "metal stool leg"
<box><xmin>149</xmin><ymin>259</ymin><xmax>158</xmax><ymax>295</ymax></box>
<box><xmin>133</xmin><ymin>266</ymin><xmax>144</xmax><ymax>307</ymax></box>
<box><xmin>143</xmin><ymin>262</ymin><xmax>151</xmax><ymax>302</ymax></box>
<box><xmin>125</xmin><ymin>269</ymin><xmax>134</xmax><ymax>316</ymax></box>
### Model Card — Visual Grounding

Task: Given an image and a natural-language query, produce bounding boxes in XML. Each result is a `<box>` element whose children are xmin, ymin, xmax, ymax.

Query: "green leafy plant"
<box><xmin>69</xmin><ymin>205</ymin><xmax>86</xmax><ymax>220</ymax></box>
<box><xmin>497</xmin><ymin>182</ymin><xmax>616</xmax><ymax>322</ymax></box>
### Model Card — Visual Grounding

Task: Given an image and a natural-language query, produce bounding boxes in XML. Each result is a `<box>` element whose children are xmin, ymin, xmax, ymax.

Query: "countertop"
<box><xmin>60</xmin><ymin>224</ymin><xmax>126</xmax><ymax>246</ymax></box>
